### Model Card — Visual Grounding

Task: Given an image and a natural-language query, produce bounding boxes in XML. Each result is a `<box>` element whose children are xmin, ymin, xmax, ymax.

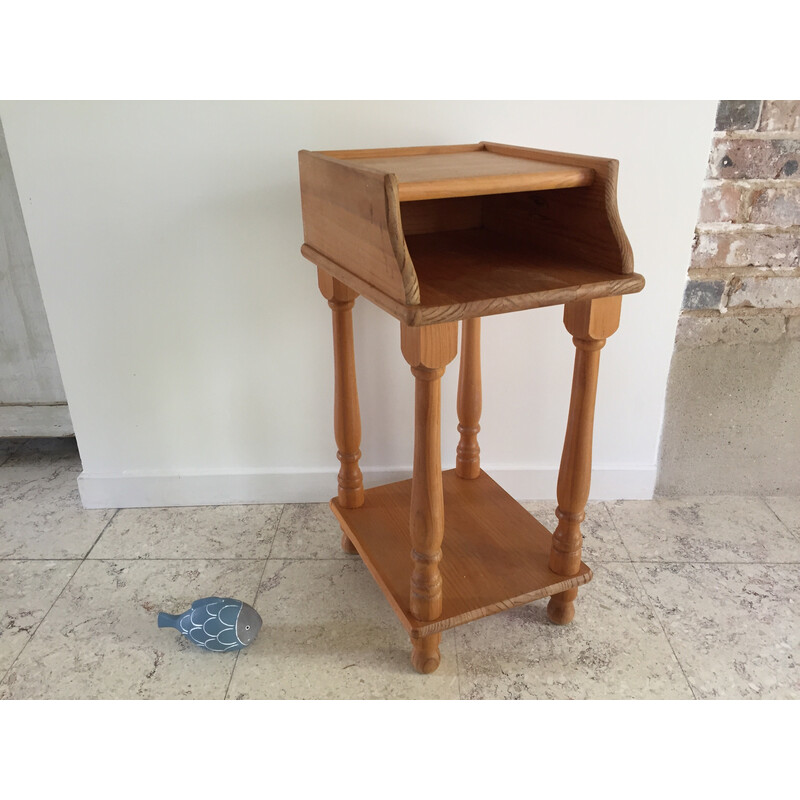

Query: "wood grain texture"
<box><xmin>400</xmin><ymin>320</ymin><xmax>458</xmax><ymax>370</ymax></box>
<box><xmin>400</xmin><ymin>323</ymin><xmax>458</xmax><ymax>628</ymax></box>
<box><xmin>399</xmin><ymin>196</ymin><xmax>482</xmax><ymax>236</ymax></box>
<box><xmin>318</xmin><ymin>271</ymin><xmax>364</xmax><ymax>514</ymax></box>
<box><xmin>301</xmin><ymin>142</ymin><xmax>641</xmax><ymax>326</ymax></box>
<box><xmin>405</xmin><ymin>229</ymin><xmax>644</xmax><ymax>324</ymax></box>
<box><xmin>408</xmin><ymin>366</ymin><xmax>445</xmax><ymax>623</ymax></box>
<box><xmin>547</xmin><ymin>297</ymin><xmax>621</xmax><ymax>625</ymax></box>
<box><xmin>320</xmin><ymin>143</ymin><xmax>484</xmax><ymax>160</ymax></box>
<box><xmin>348</xmin><ymin>150</ymin><xmax>594</xmax><ymax>201</ymax></box>
<box><xmin>481</xmin><ymin>141</ymin><xmax>634</xmax><ymax>275</ymax></box>
<box><xmin>401</xmin><ymin>323</ymin><xmax>457</xmax><ymax>671</ymax></box>
<box><xmin>306</xmin><ymin>240</ymin><xmax>643</xmax><ymax>328</ymax></box>
<box><xmin>331</xmin><ymin>469</ymin><xmax>593</xmax><ymax>638</ymax></box>
<box><xmin>411</xmin><ymin>633</ymin><xmax>441</xmax><ymax>674</ymax></box>
<box><xmin>304</xmin><ymin>141</ymin><xmax>640</xmax><ymax>674</ymax></box>
<box><xmin>299</xmin><ymin>150</ymin><xmax>420</xmax><ymax>305</ymax></box>
<box><xmin>456</xmin><ymin>318</ymin><xmax>481</xmax><ymax>479</ymax></box>
<box><xmin>302</xmin><ymin>245</ymin><xmax>411</xmax><ymax>322</ymax></box>
<box><xmin>564</xmin><ymin>295</ymin><xmax>622</xmax><ymax>341</ymax></box>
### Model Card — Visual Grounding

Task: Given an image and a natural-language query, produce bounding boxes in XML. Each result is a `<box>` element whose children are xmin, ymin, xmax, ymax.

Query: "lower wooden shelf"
<box><xmin>331</xmin><ymin>469</ymin><xmax>592</xmax><ymax>639</ymax></box>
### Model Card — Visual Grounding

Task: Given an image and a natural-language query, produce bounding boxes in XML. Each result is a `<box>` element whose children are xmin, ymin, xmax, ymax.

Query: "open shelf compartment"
<box><xmin>404</xmin><ymin>227</ymin><xmax>642</xmax><ymax>314</ymax></box>
<box><xmin>299</xmin><ymin>141</ymin><xmax>644</xmax><ymax>326</ymax></box>
<box><xmin>330</xmin><ymin>469</ymin><xmax>592</xmax><ymax>638</ymax></box>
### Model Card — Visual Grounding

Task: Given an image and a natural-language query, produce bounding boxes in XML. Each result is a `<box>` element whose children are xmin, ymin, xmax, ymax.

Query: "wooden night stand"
<box><xmin>298</xmin><ymin>142</ymin><xmax>644</xmax><ymax>673</ymax></box>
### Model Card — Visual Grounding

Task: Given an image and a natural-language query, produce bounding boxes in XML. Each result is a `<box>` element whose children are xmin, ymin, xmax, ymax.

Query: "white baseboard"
<box><xmin>0</xmin><ymin>404</ymin><xmax>73</xmax><ymax>436</ymax></box>
<box><xmin>77</xmin><ymin>464</ymin><xmax>656</xmax><ymax>509</ymax></box>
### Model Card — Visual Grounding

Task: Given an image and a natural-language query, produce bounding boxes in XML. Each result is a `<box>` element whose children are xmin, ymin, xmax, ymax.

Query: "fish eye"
<box><xmin>245</xmin><ymin>625</ymin><xmax>250</xmax><ymax>630</ymax></box>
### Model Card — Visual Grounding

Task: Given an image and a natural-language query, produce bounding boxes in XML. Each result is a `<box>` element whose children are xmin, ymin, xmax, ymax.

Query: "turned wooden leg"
<box><xmin>401</xmin><ymin>322</ymin><xmax>458</xmax><ymax>672</ymax></box>
<box><xmin>340</xmin><ymin>531</ymin><xmax>359</xmax><ymax>555</ymax></box>
<box><xmin>318</xmin><ymin>269</ymin><xmax>363</xmax><ymax>554</ymax></box>
<box><xmin>548</xmin><ymin>296</ymin><xmax>621</xmax><ymax>625</ymax></box>
<box><xmin>411</xmin><ymin>632</ymin><xmax>442</xmax><ymax>674</ymax></box>
<box><xmin>456</xmin><ymin>317</ymin><xmax>481</xmax><ymax>479</ymax></box>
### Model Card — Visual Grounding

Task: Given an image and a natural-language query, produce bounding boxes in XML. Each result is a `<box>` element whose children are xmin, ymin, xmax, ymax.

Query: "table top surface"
<box><xmin>320</xmin><ymin>147</ymin><xmax>595</xmax><ymax>201</ymax></box>
<box><xmin>357</xmin><ymin>150</ymin><xmax>584</xmax><ymax>181</ymax></box>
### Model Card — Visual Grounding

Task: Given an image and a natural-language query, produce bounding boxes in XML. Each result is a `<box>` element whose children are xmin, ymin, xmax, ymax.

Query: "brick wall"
<box><xmin>656</xmin><ymin>100</ymin><xmax>800</xmax><ymax>495</ymax></box>
<box><xmin>679</xmin><ymin>101</ymin><xmax>800</xmax><ymax>345</ymax></box>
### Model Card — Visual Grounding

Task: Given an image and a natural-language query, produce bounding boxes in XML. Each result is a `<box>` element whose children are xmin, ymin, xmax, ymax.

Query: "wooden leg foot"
<box><xmin>410</xmin><ymin>633</ymin><xmax>441</xmax><ymax>674</ymax></box>
<box><xmin>340</xmin><ymin>530</ymin><xmax>359</xmax><ymax>555</ymax></box>
<box><xmin>547</xmin><ymin>588</ymin><xmax>577</xmax><ymax>625</ymax></box>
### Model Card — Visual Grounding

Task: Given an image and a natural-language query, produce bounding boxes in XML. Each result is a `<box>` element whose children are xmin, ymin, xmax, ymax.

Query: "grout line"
<box><xmin>83</xmin><ymin>509</ymin><xmax>120</xmax><ymax>559</ymax></box>
<box><xmin>592</xmin><ymin>508</ymin><xmax>697</xmax><ymax>697</ymax></box>
<box><xmin>224</xmin><ymin>503</ymin><xmax>287</xmax><ymax>700</ymax></box>
<box><xmin>0</xmin><ymin>509</ymin><xmax>120</xmax><ymax>688</ymax></box>
<box><xmin>453</xmin><ymin>626</ymin><xmax>463</xmax><ymax>700</ymax></box>
<box><xmin>629</xmin><ymin>560</ymin><xmax>698</xmax><ymax>700</ymax></box>
<box><xmin>759</xmin><ymin>496</ymin><xmax>800</xmax><ymax>544</ymax></box>
<box><xmin>599</xmin><ymin>501</ymin><xmax>637</xmax><ymax>563</ymax></box>
<box><xmin>264</xmin><ymin>503</ymin><xmax>286</xmax><ymax>562</ymax></box>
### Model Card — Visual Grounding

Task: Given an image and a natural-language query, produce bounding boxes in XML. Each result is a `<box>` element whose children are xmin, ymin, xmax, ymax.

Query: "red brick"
<box><xmin>691</xmin><ymin>231</ymin><xmax>800</xmax><ymax>270</ymax></box>
<box><xmin>746</xmin><ymin>186</ymin><xmax>800</xmax><ymax>226</ymax></box>
<box><xmin>709</xmin><ymin>137</ymin><xmax>800</xmax><ymax>179</ymax></box>
<box><xmin>697</xmin><ymin>183</ymin><xmax>743</xmax><ymax>223</ymax></box>
<box><xmin>759</xmin><ymin>101</ymin><xmax>800</xmax><ymax>133</ymax></box>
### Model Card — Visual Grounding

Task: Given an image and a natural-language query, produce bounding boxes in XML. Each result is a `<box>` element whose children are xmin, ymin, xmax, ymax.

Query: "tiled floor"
<box><xmin>1</xmin><ymin>438</ymin><xmax>798</xmax><ymax>700</ymax></box>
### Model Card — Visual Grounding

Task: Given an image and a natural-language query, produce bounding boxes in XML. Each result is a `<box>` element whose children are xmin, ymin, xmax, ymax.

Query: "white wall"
<box><xmin>0</xmin><ymin>101</ymin><xmax>717</xmax><ymax>507</ymax></box>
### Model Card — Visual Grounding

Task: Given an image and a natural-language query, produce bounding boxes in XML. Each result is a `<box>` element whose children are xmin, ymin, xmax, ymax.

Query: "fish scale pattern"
<box><xmin>178</xmin><ymin>598</ymin><xmax>242</xmax><ymax>652</ymax></box>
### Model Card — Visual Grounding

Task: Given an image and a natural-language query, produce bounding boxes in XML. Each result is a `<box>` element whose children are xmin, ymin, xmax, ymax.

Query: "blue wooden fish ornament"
<box><xmin>158</xmin><ymin>597</ymin><xmax>262</xmax><ymax>652</ymax></box>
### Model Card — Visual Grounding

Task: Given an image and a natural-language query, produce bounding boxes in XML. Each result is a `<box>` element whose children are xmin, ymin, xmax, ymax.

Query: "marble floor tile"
<box><xmin>0</xmin><ymin>463</ymin><xmax>116</xmax><ymax>559</ymax></box>
<box><xmin>764</xmin><ymin>497</ymin><xmax>800</xmax><ymax>539</ymax></box>
<box><xmin>636</xmin><ymin>563</ymin><xmax>800</xmax><ymax>699</ymax></box>
<box><xmin>2</xmin><ymin>436</ymin><xmax>797</xmax><ymax>701</ymax></box>
<box><xmin>455</xmin><ymin>562</ymin><xmax>693</xmax><ymax>699</ymax></box>
<box><xmin>269</xmin><ymin>503</ymin><xmax>351</xmax><ymax>560</ymax></box>
<box><xmin>606</xmin><ymin>496</ymin><xmax>800</xmax><ymax>563</ymax></box>
<box><xmin>0</xmin><ymin>560</ymin><xmax>80</xmax><ymax>676</ymax></box>
<box><xmin>227</xmin><ymin>558</ymin><xmax>460</xmax><ymax>699</ymax></box>
<box><xmin>0</xmin><ymin>559</ymin><xmax>265</xmax><ymax>699</ymax></box>
<box><xmin>89</xmin><ymin>504</ymin><xmax>283</xmax><ymax>560</ymax></box>
<box><xmin>520</xmin><ymin>500</ymin><xmax>630</xmax><ymax>562</ymax></box>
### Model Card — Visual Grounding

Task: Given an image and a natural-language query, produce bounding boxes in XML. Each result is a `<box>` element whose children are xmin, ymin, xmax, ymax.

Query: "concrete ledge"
<box><xmin>657</xmin><ymin>338</ymin><xmax>800</xmax><ymax>495</ymax></box>
<box><xmin>77</xmin><ymin>464</ymin><xmax>657</xmax><ymax>509</ymax></box>
<box><xmin>0</xmin><ymin>404</ymin><xmax>73</xmax><ymax>437</ymax></box>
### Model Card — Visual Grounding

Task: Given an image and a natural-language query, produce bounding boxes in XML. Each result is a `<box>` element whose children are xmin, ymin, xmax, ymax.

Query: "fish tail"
<box><xmin>157</xmin><ymin>612</ymin><xmax>180</xmax><ymax>628</ymax></box>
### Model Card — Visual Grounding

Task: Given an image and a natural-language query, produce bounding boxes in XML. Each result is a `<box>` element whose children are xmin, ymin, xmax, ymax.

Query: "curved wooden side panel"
<box><xmin>480</xmin><ymin>141</ymin><xmax>634</xmax><ymax>275</ymax></box>
<box><xmin>597</xmin><ymin>157</ymin><xmax>634</xmax><ymax>275</ymax></box>
<box><xmin>298</xmin><ymin>150</ymin><xmax>420</xmax><ymax>306</ymax></box>
<box><xmin>384</xmin><ymin>174</ymin><xmax>420</xmax><ymax>305</ymax></box>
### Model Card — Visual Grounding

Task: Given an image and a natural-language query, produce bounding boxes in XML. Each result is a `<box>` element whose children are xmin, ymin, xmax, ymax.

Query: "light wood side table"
<box><xmin>298</xmin><ymin>142</ymin><xmax>644</xmax><ymax>673</ymax></box>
